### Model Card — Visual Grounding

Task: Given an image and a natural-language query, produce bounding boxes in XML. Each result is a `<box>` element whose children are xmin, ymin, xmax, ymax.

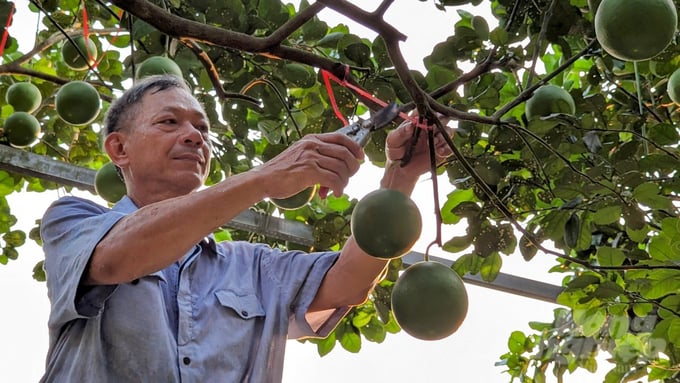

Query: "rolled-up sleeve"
<box><xmin>257</xmin><ymin>245</ymin><xmax>349</xmax><ymax>339</ymax></box>
<box><xmin>41</xmin><ymin>196</ymin><xmax>126</xmax><ymax>328</ymax></box>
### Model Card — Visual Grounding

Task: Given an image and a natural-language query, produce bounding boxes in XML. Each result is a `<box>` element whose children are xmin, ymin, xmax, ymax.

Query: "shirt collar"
<box><xmin>111</xmin><ymin>195</ymin><xmax>139</xmax><ymax>214</ymax></box>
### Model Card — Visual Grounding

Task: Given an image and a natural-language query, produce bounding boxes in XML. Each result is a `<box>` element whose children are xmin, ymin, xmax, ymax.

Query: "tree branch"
<box><xmin>526</xmin><ymin>0</ymin><xmax>559</xmax><ymax>87</ymax></box>
<box><xmin>178</xmin><ymin>39</ymin><xmax>260</xmax><ymax>104</ymax></box>
<box><xmin>316</xmin><ymin>0</ymin><xmax>406</xmax><ymax>41</ymax></box>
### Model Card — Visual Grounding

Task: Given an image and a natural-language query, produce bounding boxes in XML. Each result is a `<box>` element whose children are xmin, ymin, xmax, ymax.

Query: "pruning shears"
<box><xmin>319</xmin><ymin>103</ymin><xmax>401</xmax><ymax>198</ymax></box>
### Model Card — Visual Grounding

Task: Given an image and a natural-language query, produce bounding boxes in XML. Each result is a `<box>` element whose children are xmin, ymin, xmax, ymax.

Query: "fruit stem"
<box><xmin>634</xmin><ymin>60</ymin><xmax>649</xmax><ymax>155</ymax></box>
<box><xmin>423</xmin><ymin>244</ymin><xmax>431</xmax><ymax>262</ymax></box>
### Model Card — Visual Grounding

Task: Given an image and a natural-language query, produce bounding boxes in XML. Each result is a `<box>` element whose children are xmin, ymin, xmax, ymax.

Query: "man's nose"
<box><xmin>181</xmin><ymin>124</ymin><xmax>204</xmax><ymax>146</ymax></box>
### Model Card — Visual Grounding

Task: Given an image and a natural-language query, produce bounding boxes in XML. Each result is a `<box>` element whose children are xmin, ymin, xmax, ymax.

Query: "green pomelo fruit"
<box><xmin>594</xmin><ymin>0</ymin><xmax>677</xmax><ymax>62</ymax></box>
<box><xmin>135</xmin><ymin>56</ymin><xmax>183</xmax><ymax>79</ymax></box>
<box><xmin>351</xmin><ymin>188</ymin><xmax>422</xmax><ymax>259</ymax></box>
<box><xmin>525</xmin><ymin>85</ymin><xmax>575</xmax><ymax>120</ymax></box>
<box><xmin>95</xmin><ymin>162</ymin><xmax>127</xmax><ymax>204</ymax></box>
<box><xmin>668</xmin><ymin>69</ymin><xmax>680</xmax><ymax>104</ymax></box>
<box><xmin>55</xmin><ymin>81</ymin><xmax>101</xmax><ymax>126</ymax></box>
<box><xmin>6</xmin><ymin>82</ymin><xmax>42</xmax><ymax>113</ymax></box>
<box><xmin>391</xmin><ymin>261</ymin><xmax>469</xmax><ymax>341</ymax></box>
<box><xmin>271</xmin><ymin>185</ymin><xmax>317</xmax><ymax>210</ymax></box>
<box><xmin>3</xmin><ymin>112</ymin><xmax>40</xmax><ymax>148</ymax></box>
<box><xmin>61</xmin><ymin>36</ymin><xmax>98</xmax><ymax>70</ymax></box>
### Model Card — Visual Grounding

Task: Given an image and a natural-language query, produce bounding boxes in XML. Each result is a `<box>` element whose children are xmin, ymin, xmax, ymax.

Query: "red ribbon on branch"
<box><xmin>0</xmin><ymin>2</ymin><xmax>15</xmax><ymax>57</ymax></box>
<box><xmin>81</xmin><ymin>5</ymin><xmax>97</xmax><ymax>68</ymax></box>
<box><xmin>320</xmin><ymin>66</ymin><xmax>423</xmax><ymax>128</ymax></box>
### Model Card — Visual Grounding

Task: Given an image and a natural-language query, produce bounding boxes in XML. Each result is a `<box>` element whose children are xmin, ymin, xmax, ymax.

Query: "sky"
<box><xmin>0</xmin><ymin>1</ymin><xmax>610</xmax><ymax>382</ymax></box>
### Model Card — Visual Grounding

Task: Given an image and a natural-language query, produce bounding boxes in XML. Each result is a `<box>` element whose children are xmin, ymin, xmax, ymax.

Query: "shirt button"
<box><xmin>183</xmin><ymin>357</ymin><xmax>191</xmax><ymax>365</ymax></box>
<box><xmin>241</xmin><ymin>310</ymin><xmax>249</xmax><ymax>317</ymax></box>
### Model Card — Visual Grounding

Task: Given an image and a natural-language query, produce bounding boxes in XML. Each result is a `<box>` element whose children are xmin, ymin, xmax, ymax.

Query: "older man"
<box><xmin>40</xmin><ymin>74</ymin><xmax>449</xmax><ymax>382</ymax></box>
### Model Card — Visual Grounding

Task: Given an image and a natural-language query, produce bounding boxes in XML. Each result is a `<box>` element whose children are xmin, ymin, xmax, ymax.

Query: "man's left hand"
<box><xmin>384</xmin><ymin>117</ymin><xmax>453</xmax><ymax>181</ymax></box>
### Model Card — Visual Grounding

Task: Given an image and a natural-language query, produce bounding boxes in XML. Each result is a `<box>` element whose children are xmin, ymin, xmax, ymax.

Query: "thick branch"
<box><xmin>0</xmin><ymin>62</ymin><xmax>113</xmax><ymax>103</ymax></box>
<box><xmin>265</xmin><ymin>2</ymin><xmax>326</xmax><ymax>46</ymax></box>
<box><xmin>316</xmin><ymin>0</ymin><xmax>406</xmax><ymax>41</ymax></box>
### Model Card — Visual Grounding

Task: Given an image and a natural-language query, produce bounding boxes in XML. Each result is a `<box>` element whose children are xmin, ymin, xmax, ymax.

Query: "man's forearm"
<box><xmin>86</xmin><ymin>171</ymin><xmax>267</xmax><ymax>285</ymax></box>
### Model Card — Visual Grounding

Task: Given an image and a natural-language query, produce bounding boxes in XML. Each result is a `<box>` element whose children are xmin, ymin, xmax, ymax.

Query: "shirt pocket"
<box><xmin>214</xmin><ymin>289</ymin><xmax>265</xmax><ymax>320</ymax></box>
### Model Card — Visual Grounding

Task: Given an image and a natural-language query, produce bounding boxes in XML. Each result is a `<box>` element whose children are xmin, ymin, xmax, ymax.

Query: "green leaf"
<box><xmin>339</xmin><ymin>34</ymin><xmax>370</xmax><ymax>66</ymax></box>
<box><xmin>281</xmin><ymin>63</ymin><xmax>316</xmax><ymax>89</ymax></box>
<box><xmin>315</xmin><ymin>331</ymin><xmax>336</xmax><ymax>356</ymax></box>
<box><xmin>632</xmin><ymin>302</ymin><xmax>654</xmax><ymax>317</ymax></box>
<box><xmin>480</xmin><ymin>251</ymin><xmax>502</xmax><ymax>282</ymax></box>
<box><xmin>647</xmin><ymin>123</ymin><xmax>679</xmax><ymax>145</ymax></box>
<box><xmin>442</xmin><ymin>235</ymin><xmax>472</xmax><ymax>253</ymax></box>
<box><xmin>596</xmin><ymin>247</ymin><xmax>625</xmax><ymax>267</ymax></box>
<box><xmin>632</xmin><ymin>182</ymin><xmax>673</xmax><ymax>209</ymax></box>
<box><xmin>315</xmin><ymin>31</ymin><xmax>345</xmax><ymax>48</ymax></box>
<box><xmin>338</xmin><ymin>324</ymin><xmax>361</xmax><ymax>353</ymax></box>
<box><xmin>0</xmin><ymin>171</ymin><xmax>16</xmax><ymax>196</ymax></box>
<box><xmin>489</xmin><ymin>27</ymin><xmax>509</xmax><ymax>45</ymax></box>
<box><xmin>594</xmin><ymin>281</ymin><xmax>624</xmax><ymax>299</ymax></box>
<box><xmin>623</xmin><ymin>203</ymin><xmax>646</xmax><ymax>231</ymax></box>
<box><xmin>603</xmin><ymin>368</ymin><xmax>625</xmax><ymax>383</ymax></box>
<box><xmin>213</xmin><ymin>228</ymin><xmax>232</xmax><ymax>242</ymax></box>
<box><xmin>540</xmin><ymin>210</ymin><xmax>571</xmax><ymax>242</ymax></box>
<box><xmin>452</xmin><ymin>253</ymin><xmax>483</xmax><ymax>276</ymax></box>
<box><xmin>666</xmin><ymin>317</ymin><xmax>680</xmax><ymax>346</ymax></box>
<box><xmin>440</xmin><ymin>188</ymin><xmax>476</xmax><ymax>224</ymax></box>
<box><xmin>574</xmin><ymin>307</ymin><xmax>606</xmax><ymax>337</ymax></box>
<box><xmin>32</xmin><ymin>260</ymin><xmax>46</xmax><ymax>282</ymax></box>
<box><xmin>351</xmin><ymin>310</ymin><xmax>372</xmax><ymax>328</ymax></box>
<box><xmin>592</xmin><ymin>205</ymin><xmax>622</xmax><ymax>225</ymax></box>
<box><xmin>608</xmin><ymin>314</ymin><xmax>630</xmax><ymax>339</ymax></box>
<box><xmin>383</xmin><ymin>312</ymin><xmax>400</xmax><ymax>333</ymax></box>
<box><xmin>645</xmin><ymin>271</ymin><xmax>680</xmax><ymax>299</ymax></box>
<box><xmin>507</xmin><ymin>330</ymin><xmax>527</xmax><ymax>353</ymax></box>
<box><xmin>528</xmin><ymin>321</ymin><xmax>553</xmax><ymax>331</ymax></box>
<box><xmin>3</xmin><ymin>229</ymin><xmax>25</xmax><ymax>247</ymax></box>
<box><xmin>566</xmin><ymin>274</ymin><xmax>600</xmax><ymax>290</ymax></box>
<box><xmin>359</xmin><ymin>316</ymin><xmax>387</xmax><ymax>343</ymax></box>
<box><xmin>471</xmin><ymin>16</ymin><xmax>489</xmax><ymax>40</ymax></box>
<box><xmin>519</xmin><ymin>235</ymin><xmax>538</xmax><ymax>261</ymax></box>
<box><xmin>626</xmin><ymin>224</ymin><xmax>649</xmax><ymax>243</ymax></box>
<box><xmin>302</xmin><ymin>17</ymin><xmax>328</xmax><ymax>42</ymax></box>
<box><xmin>3</xmin><ymin>247</ymin><xmax>18</xmax><ymax>260</ymax></box>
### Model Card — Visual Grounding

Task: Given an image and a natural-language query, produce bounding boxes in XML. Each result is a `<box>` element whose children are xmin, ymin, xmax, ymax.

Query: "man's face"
<box><xmin>115</xmin><ymin>87</ymin><xmax>212</xmax><ymax>200</ymax></box>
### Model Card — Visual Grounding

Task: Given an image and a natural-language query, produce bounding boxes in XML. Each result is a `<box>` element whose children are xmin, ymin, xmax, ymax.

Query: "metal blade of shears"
<box><xmin>338</xmin><ymin>102</ymin><xmax>401</xmax><ymax>147</ymax></box>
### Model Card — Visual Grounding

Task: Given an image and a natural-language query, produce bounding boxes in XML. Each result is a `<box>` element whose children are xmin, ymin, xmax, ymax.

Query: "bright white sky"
<box><xmin>0</xmin><ymin>1</ymin><xmax>609</xmax><ymax>382</ymax></box>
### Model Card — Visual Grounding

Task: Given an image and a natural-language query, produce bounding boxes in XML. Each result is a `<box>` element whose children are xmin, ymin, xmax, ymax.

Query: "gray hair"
<box><xmin>103</xmin><ymin>74</ymin><xmax>191</xmax><ymax>135</ymax></box>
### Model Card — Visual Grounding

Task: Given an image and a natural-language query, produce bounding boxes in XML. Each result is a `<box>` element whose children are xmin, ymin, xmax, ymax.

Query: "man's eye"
<box><xmin>159</xmin><ymin>118</ymin><xmax>177</xmax><ymax>124</ymax></box>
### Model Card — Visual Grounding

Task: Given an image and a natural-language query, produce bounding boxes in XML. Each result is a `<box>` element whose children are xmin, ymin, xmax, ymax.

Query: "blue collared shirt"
<box><xmin>40</xmin><ymin>196</ymin><xmax>347</xmax><ymax>383</ymax></box>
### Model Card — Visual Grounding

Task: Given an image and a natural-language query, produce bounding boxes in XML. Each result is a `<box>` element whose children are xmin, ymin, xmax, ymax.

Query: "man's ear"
<box><xmin>104</xmin><ymin>132</ymin><xmax>129</xmax><ymax>167</ymax></box>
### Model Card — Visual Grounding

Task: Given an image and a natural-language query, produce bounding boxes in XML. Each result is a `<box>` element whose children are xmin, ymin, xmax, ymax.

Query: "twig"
<box><xmin>491</xmin><ymin>39</ymin><xmax>598</xmax><ymax>120</ymax></box>
<box><xmin>526</xmin><ymin>0</ymin><xmax>559</xmax><ymax>87</ymax></box>
<box><xmin>178</xmin><ymin>39</ymin><xmax>260</xmax><ymax>104</ymax></box>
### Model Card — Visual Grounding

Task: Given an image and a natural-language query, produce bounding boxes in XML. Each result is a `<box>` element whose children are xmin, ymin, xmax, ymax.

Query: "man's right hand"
<box><xmin>256</xmin><ymin>133</ymin><xmax>364</xmax><ymax>199</ymax></box>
